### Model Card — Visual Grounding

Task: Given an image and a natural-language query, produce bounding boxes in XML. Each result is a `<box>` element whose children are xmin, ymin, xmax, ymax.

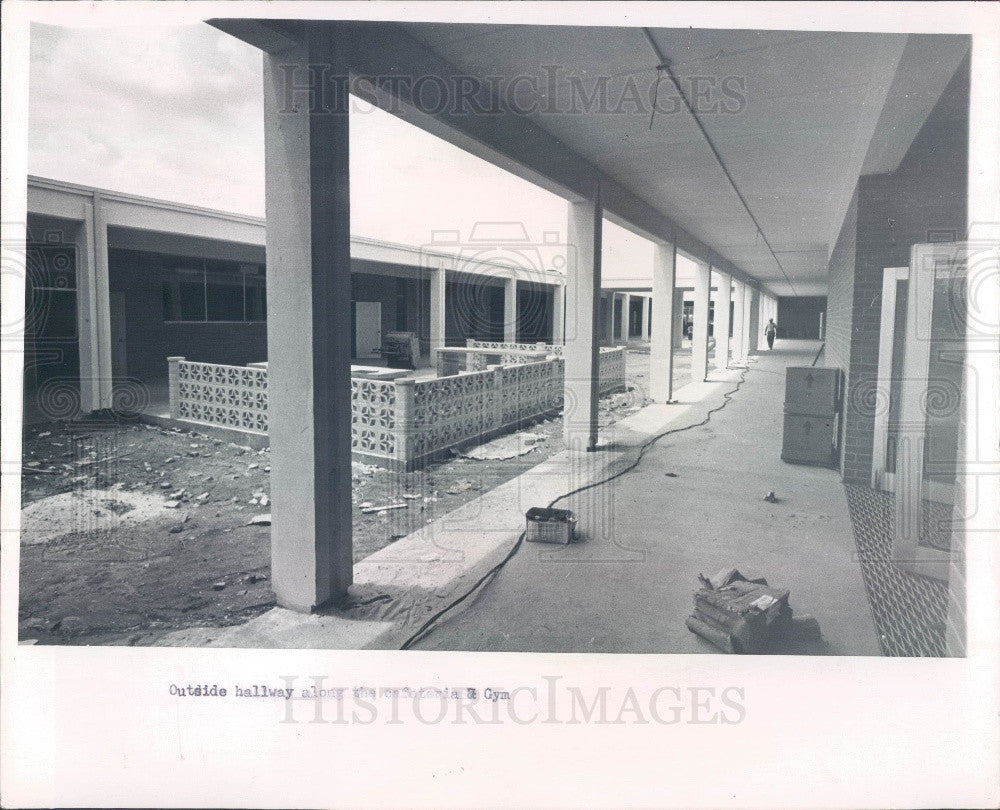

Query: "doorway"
<box><xmin>354</xmin><ymin>301</ymin><xmax>382</xmax><ymax>360</ymax></box>
<box><xmin>891</xmin><ymin>244</ymin><xmax>965</xmax><ymax>581</ymax></box>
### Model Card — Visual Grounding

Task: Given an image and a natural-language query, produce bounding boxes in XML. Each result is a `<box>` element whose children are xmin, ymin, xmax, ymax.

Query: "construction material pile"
<box><xmin>686</xmin><ymin>568</ymin><xmax>821</xmax><ymax>653</ymax></box>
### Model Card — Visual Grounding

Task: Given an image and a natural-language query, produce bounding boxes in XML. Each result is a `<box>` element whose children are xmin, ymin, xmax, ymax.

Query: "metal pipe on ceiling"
<box><xmin>642</xmin><ymin>28</ymin><xmax>798</xmax><ymax>297</ymax></box>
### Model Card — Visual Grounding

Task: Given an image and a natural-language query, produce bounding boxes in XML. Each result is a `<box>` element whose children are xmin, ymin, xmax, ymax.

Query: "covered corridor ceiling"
<box><xmin>393</xmin><ymin>25</ymin><xmax>970</xmax><ymax>296</ymax></box>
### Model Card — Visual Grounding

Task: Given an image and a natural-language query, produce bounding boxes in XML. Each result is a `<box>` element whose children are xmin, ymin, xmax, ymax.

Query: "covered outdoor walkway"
<box><xmin>413</xmin><ymin>340</ymin><xmax>881</xmax><ymax>654</ymax></box>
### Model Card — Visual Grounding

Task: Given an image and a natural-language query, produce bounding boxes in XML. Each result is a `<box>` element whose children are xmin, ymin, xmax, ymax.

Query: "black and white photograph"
<box><xmin>2</xmin><ymin>2</ymin><xmax>998</xmax><ymax>807</ymax></box>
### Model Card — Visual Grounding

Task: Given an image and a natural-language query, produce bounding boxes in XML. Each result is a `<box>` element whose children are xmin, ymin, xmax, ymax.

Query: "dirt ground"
<box><xmin>18</xmin><ymin>350</ymin><xmax>663</xmax><ymax>646</ymax></box>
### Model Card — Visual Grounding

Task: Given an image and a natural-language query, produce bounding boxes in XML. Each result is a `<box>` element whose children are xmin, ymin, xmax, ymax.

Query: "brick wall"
<box><xmin>824</xmin><ymin>189</ymin><xmax>857</xmax><ymax>471</ymax></box>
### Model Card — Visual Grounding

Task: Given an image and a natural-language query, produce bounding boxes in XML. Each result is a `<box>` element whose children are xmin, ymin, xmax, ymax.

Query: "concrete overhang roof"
<box><xmin>211</xmin><ymin>19</ymin><xmax>969</xmax><ymax>298</ymax></box>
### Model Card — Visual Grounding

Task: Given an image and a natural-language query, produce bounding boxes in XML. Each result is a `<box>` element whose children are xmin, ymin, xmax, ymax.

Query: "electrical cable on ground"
<box><xmin>399</xmin><ymin>367</ymin><xmax>750</xmax><ymax>650</ymax></box>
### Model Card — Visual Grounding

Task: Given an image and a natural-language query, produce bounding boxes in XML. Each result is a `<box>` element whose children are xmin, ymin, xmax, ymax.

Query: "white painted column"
<box><xmin>604</xmin><ymin>292</ymin><xmax>615</xmax><ymax>344</ymax></box>
<box><xmin>429</xmin><ymin>265</ymin><xmax>447</xmax><ymax>357</ymax></box>
<box><xmin>262</xmin><ymin>29</ymin><xmax>353</xmax><ymax>612</ymax></box>
<box><xmin>731</xmin><ymin>280</ymin><xmax>746</xmax><ymax>363</ymax></box>
<box><xmin>649</xmin><ymin>242</ymin><xmax>677</xmax><ymax>403</ymax></box>
<box><xmin>672</xmin><ymin>291</ymin><xmax>685</xmax><ymax>348</ymax></box>
<box><xmin>692</xmin><ymin>262</ymin><xmax>711</xmax><ymax>381</ymax></box>
<box><xmin>552</xmin><ymin>282</ymin><xmax>565</xmax><ymax>344</ymax></box>
<box><xmin>620</xmin><ymin>292</ymin><xmax>631</xmax><ymax>342</ymax></box>
<box><xmin>713</xmin><ymin>271</ymin><xmax>732</xmax><ymax>370</ymax></box>
<box><xmin>640</xmin><ymin>295</ymin><xmax>651</xmax><ymax>340</ymax></box>
<box><xmin>503</xmin><ymin>275</ymin><xmax>518</xmax><ymax>343</ymax></box>
<box><xmin>74</xmin><ymin>199</ymin><xmax>113</xmax><ymax>413</ymax></box>
<box><xmin>564</xmin><ymin>193</ymin><xmax>603</xmax><ymax>450</ymax></box>
<box><xmin>748</xmin><ymin>287</ymin><xmax>762</xmax><ymax>355</ymax></box>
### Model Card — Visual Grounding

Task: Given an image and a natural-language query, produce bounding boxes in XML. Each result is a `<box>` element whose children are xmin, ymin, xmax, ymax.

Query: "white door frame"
<box><xmin>872</xmin><ymin>266</ymin><xmax>908</xmax><ymax>491</ymax></box>
<box><xmin>892</xmin><ymin>243</ymin><xmax>964</xmax><ymax>581</ymax></box>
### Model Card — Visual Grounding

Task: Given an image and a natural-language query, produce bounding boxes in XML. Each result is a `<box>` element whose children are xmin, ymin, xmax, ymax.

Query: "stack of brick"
<box><xmin>686</xmin><ymin>568</ymin><xmax>821</xmax><ymax>653</ymax></box>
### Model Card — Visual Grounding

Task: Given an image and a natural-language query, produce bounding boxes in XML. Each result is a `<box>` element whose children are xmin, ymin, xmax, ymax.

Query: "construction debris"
<box><xmin>686</xmin><ymin>568</ymin><xmax>821</xmax><ymax>653</ymax></box>
<box><xmin>360</xmin><ymin>502</ymin><xmax>407</xmax><ymax>514</ymax></box>
<box><xmin>455</xmin><ymin>432</ymin><xmax>547</xmax><ymax>461</ymax></box>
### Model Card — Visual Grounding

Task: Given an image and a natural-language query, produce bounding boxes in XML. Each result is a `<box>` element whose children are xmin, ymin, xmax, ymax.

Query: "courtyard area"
<box><xmin>18</xmin><ymin>347</ymin><xmax>681</xmax><ymax>646</ymax></box>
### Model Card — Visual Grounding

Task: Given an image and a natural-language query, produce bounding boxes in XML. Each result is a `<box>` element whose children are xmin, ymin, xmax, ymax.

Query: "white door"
<box><xmin>355</xmin><ymin>301</ymin><xmax>382</xmax><ymax>360</ymax></box>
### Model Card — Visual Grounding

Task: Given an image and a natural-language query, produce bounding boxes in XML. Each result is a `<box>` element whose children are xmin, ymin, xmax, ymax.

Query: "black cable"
<box><xmin>399</xmin><ymin>367</ymin><xmax>750</xmax><ymax>650</ymax></box>
<box><xmin>811</xmin><ymin>342</ymin><xmax>825</xmax><ymax>367</ymax></box>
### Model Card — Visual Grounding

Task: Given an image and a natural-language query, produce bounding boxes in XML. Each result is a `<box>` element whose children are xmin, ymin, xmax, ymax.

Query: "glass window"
<box><xmin>160</xmin><ymin>255</ymin><xmax>268</xmax><ymax>322</ymax></box>
<box><xmin>205</xmin><ymin>260</ymin><xmax>244</xmax><ymax>321</ymax></box>
<box><xmin>162</xmin><ymin>262</ymin><xmax>206</xmax><ymax>321</ymax></box>
<box><xmin>243</xmin><ymin>264</ymin><xmax>267</xmax><ymax>321</ymax></box>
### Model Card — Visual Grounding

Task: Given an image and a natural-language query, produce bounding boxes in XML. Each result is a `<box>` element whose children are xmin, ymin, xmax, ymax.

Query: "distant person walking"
<box><xmin>764</xmin><ymin>318</ymin><xmax>777</xmax><ymax>350</ymax></box>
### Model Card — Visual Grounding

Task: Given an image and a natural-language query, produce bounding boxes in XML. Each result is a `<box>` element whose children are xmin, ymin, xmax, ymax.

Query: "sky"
<box><xmin>28</xmin><ymin>22</ymin><xmax>653</xmax><ymax>280</ymax></box>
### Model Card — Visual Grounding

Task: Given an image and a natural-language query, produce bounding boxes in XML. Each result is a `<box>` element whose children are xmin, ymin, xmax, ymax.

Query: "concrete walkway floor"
<box><xmin>412</xmin><ymin>340</ymin><xmax>882</xmax><ymax>655</ymax></box>
<box><xmin>156</xmin><ymin>340</ymin><xmax>880</xmax><ymax>655</ymax></box>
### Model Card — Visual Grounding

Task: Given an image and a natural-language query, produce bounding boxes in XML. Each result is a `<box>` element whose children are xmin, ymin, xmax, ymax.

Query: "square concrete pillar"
<box><xmin>73</xmin><ymin>198</ymin><xmax>114</xmax><ymax>412</ymax></box>
<box><xmin>672</xmin><ymin>291</ymin><xmax>685</xmax><ymax>348</ymax></box>
<box><xmin>429</xmin><ymin>265</ymin><xmax>447</xmax><ymax>357</ymax></box>
<box><xmin>640</xmin><ymin>295</ymin><xmax>651</xmax><ymax>340</ymax></box>
<box><xmin>504</xmin><ymin>276</ymin><xmax>518</xmax><ymax>343</ymax></box>
<box><xmin>692</xmin><ymin>262</ymin><xmax>711</xmax><ymax>381</ymax></box>
<box><xmin>713</xmin><ymin>271</ymin><xmax>732</xmax><ymax>370</ymax></box>
<box><xmin>731</xmin><ymin>280</ymin><xmax>747</xmax><ymax>363</ymax></box>
<box><xmin>603</xmin><ymin>292</ymin><xmax>615</xmax><ymax>343</ymax></box>
<box><xmin>552</xmin><ymin>283</ymin><xmax>565</xmax><ymax>344</ymax></box>
<box><xmin>620</xmin><ymin>292</ymin><xmax>631</xmax><ymax>342</ymax></box>
<box><xmin>747</xmin><ymin>287</ymin><xmax>762</xmax><ymax>355</ymax></box>
<box><xmin>262</xmin><ymin>27</ymin><xmax>354</xmax><ymax>612</ymax></box>
<box><xmin>563</xmin><ymin>193</ymin><xmax>602</xmax><ymax>451</ymax></box>
<box><xmin>649</xmin><ymin>242</ymin><xmax>677</xmax><ymax>403</ymax></box>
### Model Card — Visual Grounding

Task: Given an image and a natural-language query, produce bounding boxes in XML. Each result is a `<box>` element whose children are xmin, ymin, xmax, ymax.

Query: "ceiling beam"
<box><xmin>209</xmin><ymin>18</ymin><xmax>762</xmax><ymax>291</ymax></box>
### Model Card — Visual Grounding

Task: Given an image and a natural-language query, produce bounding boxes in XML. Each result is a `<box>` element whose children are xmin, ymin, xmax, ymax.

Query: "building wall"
<box><xmin>110</xmin><ymin>248</ymin><xmax>268</xmax><ymax>385</ymax></box>
<box><xmin>777</xmin><ymin>296</ymin><xmax>827</xmax><ymax>339</ymax></box>
<box><xmin>825</xmin><ymin>53</ymin><xmax>969</xmax><ymax>484</ymax></box>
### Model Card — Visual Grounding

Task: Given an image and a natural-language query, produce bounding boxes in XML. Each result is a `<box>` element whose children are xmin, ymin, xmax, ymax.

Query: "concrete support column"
<box><xmin>747</xmin><ymin>287</ymin><xmax>762</xmax><ymax>356</ymax></box>
<box><xmin>73</xmin><ymin>196</ymin><xmax>114</xmax><ymax>413</ymax></box>
<box><xmin>620</xmin><ymin>292</ymin><xmax>631</xmax><ymax>342</ymax></box>
<box><xmin>167</xmin><ymin>356</ymin><xmax>183</xmax><ymax>419</ymax></box>
<box><xmin>640</xmin><ymin>295</ymin><xmax>651</xmax><ymax>340</ymax></box>
<box><xmin>563</xmin><ymin>192</ymin><xmax>602</xmax><ymax>451</ymax></box>
<box><xmin>731</xmin><ymin>280</ymin><xmax>746</xmax><ymax>363</ymax></box>
<box><xmin>262</xmin><ymin>28</ymin><xmax>353</xmax><ymax>612</ymax></box>
<box><xmin>429</xmin><ymin>266</ymin><xmax>447</xmax><ymax>357</ymax></box>
<box><xmin>603</xmin><ymin>293</ymin><xmax>615</xmax><ymax>344</ymax></box>
<box><xmin>552</xmin><ymin>283</ymin><xmax>565</xmax><ymax>344</ymax></box>
<box><xmin>649</xmin><ymin>242</ymin><xmax>677</xmax><ymax>403</ymax></box>
<box><xmin>692</xmin><ymin>262</ymin><xmax>711</xmax><ymax>381</ymax></box>
<box><xmin>713</xmin><ymin>271</ymin><xmax>732</xmax><ymax>370</ymax></box>
<box><xmin>503</xmin><ymin>275</ymin><xmax>518</xmax><ymax>343</ymax></box>
<box><xmin>671</xmin><ymin>292</ymin><xmax>684</xmax><ymax>348</ymax></box>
